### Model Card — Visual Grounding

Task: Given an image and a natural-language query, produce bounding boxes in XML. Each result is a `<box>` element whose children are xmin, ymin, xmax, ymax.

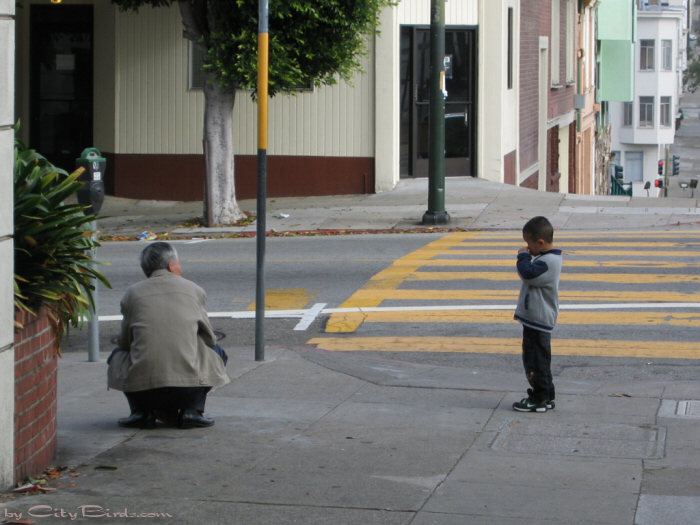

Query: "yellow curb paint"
<box><xmin>307</xmin><ymin>337</ymin><xmax>700</xmax><ymax>359</ymax></box>
<box><xmin>247</xmin><ymin>289</ymin><xmax>318</xmax><ymax>311</ymax></box>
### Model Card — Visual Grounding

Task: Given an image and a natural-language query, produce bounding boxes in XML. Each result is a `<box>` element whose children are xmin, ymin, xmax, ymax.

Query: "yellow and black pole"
<box><xmin>255</xmin><ymin>0</ymin><xmax>269</xmax><ymax>362</ymax></box>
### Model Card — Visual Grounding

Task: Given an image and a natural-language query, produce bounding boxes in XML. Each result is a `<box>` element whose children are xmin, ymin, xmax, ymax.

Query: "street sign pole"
<box><xmin>422</xmin><ymin>0</ymin><xmax>450</xmax><ymax>225</ymax></box>
<box><xmin>255</xmin><ymin>0</ymin><xmax>269</xmax><ymax>362</ymax></box>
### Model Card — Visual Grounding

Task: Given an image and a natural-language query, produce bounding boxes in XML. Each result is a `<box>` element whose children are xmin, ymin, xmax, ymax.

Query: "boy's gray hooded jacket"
<box><xmin>514</xmin><ymin>249</ymin><xmax>563</xmax><ymax>333</ymax></box>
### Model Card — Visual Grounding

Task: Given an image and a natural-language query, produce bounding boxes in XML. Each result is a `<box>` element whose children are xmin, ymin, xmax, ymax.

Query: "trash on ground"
<box><xmin>138</xmin><ymin>231</ymin><xmax>157</xmax><ymax>241</ymax></box>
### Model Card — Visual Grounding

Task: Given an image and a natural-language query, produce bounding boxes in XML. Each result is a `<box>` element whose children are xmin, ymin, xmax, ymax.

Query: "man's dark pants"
<box><xmin>112</xmin><ymin>344</ymin><xmax>228</xmax><ymax>415</ymax></box>
<box><xmin>125</xmin><ymin>386</ymin><xmax>211</xmax><ymax>415</ymax></box>
<box><xmin>521</xmin><ymin>326</ymin><xmax>555</xmax><ymax>403</ymax></box>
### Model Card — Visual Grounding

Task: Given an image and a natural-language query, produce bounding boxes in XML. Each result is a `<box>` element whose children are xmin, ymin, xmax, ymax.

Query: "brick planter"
<box><xmin>13</xmin><ymin>308</ymin><xmax>58</xmax><ymax>485</ymax></box>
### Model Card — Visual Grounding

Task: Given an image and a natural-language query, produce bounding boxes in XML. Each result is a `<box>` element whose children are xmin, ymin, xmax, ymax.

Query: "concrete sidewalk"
<box><xmin>94</xmin><ymin>177</ymin><xmax>700</xmax><ymax>239</ymax></box>
<box><xmin>5</xmin><ymin>179</ymin><xmax>700</xmax><ymax>523</ymax></box>
<box><xmin>3</xmin><ymin>346</ymin><xmax>700</xmax><ymax>524</ymax></box>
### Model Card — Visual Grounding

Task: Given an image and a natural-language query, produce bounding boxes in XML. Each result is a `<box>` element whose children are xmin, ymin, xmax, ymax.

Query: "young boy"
<box><xmin>512</xmin><ymin>216</ymin><xmax>562</xmax><ymax>413</ymax></box>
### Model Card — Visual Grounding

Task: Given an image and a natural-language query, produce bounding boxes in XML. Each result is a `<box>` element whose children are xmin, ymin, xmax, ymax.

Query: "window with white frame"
<box><xmin>660</xmin><ymin>96</ymin><xmax>672</xmax><ymax>127</ymax></box>
<box><xmin>623</xmin><ymin>102</ymin><xmax>633</xmax><ymax>126</ymax></box>
<box><xmin>551</xmin><ymin>0</ymin><xmax>561</xmax><ymax>86</ymax></box>
<box><xmin>639</xmin><ymin>96</ymin><xmax>654</xmax><ymax>127</ymax></box>
<box><xmin>662</xmin><ymin>40</ymin><xmax>672</xmax><ymax>71</ymax></box>
<box><xmin>566</xmin><ymin>0</ymin><xmax>575</xmax><ymax>83</ymax></box>
<box><xmin>189</xmin><ymin>41</ymin><xmax>206</xmax><ymax>90</ymax></box>
<box><xmin>640</xmin><ymin>40</ymin><xmax>655</xmax><ymax>71</ymax></box>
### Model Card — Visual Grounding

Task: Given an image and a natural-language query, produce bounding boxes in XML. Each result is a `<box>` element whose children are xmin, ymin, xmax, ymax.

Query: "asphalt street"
<box><xmin>64</xmin><ymin>230</ymin><xmax>700</xmax><ymax>385</ymax></box>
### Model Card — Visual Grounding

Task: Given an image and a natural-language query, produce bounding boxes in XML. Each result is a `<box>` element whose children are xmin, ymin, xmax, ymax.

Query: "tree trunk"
<box><xmin>177</xmin><ymin>0</ymin><xmax>244</xmax><ymax>226</ymax></box>
<box><xmin>202</xmin><ymin>80</ymin><xmax>244</xmax><ymax>225</ymax></box>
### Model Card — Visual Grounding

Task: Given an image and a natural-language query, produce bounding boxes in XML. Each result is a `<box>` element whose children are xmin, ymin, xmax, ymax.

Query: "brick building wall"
<box><xmin>569</xmin><ymin>122</ymin><xmax>577</xmax><ymax>192</ymax></box>
<box><xmin>520</xmin><ymin>172</ymin><xmax>539</xmax><ymax>190</ymax></box>
<box><xmin>547</xmin><ymin>127</ymin><xmax>560</xmax><ymax>192</ymax></box>
<box><xmin>519</xmin><ymin>0</ymin><xmax>543</xmax><ymax>174</ymax></box>
<box><xmin>549</xmin><ymin>0</ymin><xmax>575</xmax><ymax>120</ymax></box>
<box><xmin>13</xmin><ymin>309</ymin><xmax>58</xmax><ymax>484</ymax></box>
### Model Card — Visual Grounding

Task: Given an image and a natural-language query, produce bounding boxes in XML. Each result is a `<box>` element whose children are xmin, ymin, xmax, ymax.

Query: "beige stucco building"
<box><xmin>14</xmin><ymin>0</ymin><xmax>523</xmax><ymax>202</ymax></box>
<box><xmin>1</xmin><ymin>0</ymin><xmax>16</xmax><ymax>490</ymax></box>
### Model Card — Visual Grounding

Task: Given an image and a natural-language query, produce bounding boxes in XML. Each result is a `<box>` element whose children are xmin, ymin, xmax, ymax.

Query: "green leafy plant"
<box><xmin>13</xmin><ymin>124</ymin><xmax>111</xmax><ymax>350</ymax></box>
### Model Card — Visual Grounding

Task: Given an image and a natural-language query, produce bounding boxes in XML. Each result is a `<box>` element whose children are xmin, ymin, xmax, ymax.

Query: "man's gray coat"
<box><xmin>108</xmin><ymin>269</ymin><xmax>230</xmax><ymax>392</ymax></box>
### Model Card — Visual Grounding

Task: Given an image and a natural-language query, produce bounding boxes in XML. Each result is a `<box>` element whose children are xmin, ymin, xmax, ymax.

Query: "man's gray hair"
<box><xmin>140</xmin><ymin>242</ymin><xmax>179</xmax><ymax>277</ymax></box>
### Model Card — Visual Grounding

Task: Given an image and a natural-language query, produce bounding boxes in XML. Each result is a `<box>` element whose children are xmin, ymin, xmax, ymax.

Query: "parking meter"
<box><xmin>76</xmin><ymin>148</ymin><xmax>106</xmax><ymax>216</ymax></box>
<box><xmin>76</xmin><ymin>148</ymin><xmax>105</xmax><ymax>362</ymax></box>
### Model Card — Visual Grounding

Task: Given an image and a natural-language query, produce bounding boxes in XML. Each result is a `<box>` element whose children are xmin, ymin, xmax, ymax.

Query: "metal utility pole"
<box><xmin>255</xmin><ymin>0</ymin><xmax>269</xmax><ymax>362</ymax></box>
<box><xmin>422</xmin><ymin>0</ymin><xmax>450</xmax><ymax>225</ymax></box>
<box><xmin>664</xmin><ymin>147</ymin><xmax>670</xmax><ymax>198</ymax></box>
<box><xmin>87</xmin><ymin>220</ymin><xmax>99</xmax><ymax>362</ymax></box>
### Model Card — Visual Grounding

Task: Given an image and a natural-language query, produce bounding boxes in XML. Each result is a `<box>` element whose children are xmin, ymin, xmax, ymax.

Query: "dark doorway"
<box><xmin>400</xmin><ymin>26</ymin><xmax>477</xmax><ymax>178</ymax></box>
<box><xmin>30</xmin><ymin>4</ymin><xmax>93</xmax><ymax>172</ymax></box>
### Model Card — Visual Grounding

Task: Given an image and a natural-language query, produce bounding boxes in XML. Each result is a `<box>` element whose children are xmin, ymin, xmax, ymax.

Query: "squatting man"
<box><xmin>108</xmin><ymin>242</ymin><xmax>230</xmax><ymax>429</ymax></box>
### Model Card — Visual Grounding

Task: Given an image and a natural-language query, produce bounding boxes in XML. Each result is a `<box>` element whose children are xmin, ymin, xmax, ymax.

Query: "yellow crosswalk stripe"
<box><xmin>435</xmin><ymin>241</ymin><xmax>700</xmax><ymax>248</ymax></box>
<box><xmin>247</xmin><ymin>289</ymin><xmax>318</xmax><ymax>311</ymax></box>
<box><xmin>405</xmin><ymin>271</ymin><xmax>700</xmax><ymax>284</ymax></box>
<box><xmin>343</xmin><ymin>289</ymin><xmax>700</xmax><ymax>303</ymax></box>
<box><xmin>444</xmin><ymin>249</ymin><xmax>699</xmax><ymax>257</ymax></box>
<box><xmin>308</xmin><ymin>337</ymin><xmax>700</xmax><ymax>359</ymax></box>
<box><xmin>394</xmin><ymin>259</ymin><xmax>696</xmax><ymax>269</ymax></box>
<box><xmin>313</xmin><ymin>231</ymin><xmax>700</xmax><ymax>356</ymax></box>
<box><xmin>325</xmin><ymin>311</ymin><xmax>700</xmax><ymax>333</ymax></box>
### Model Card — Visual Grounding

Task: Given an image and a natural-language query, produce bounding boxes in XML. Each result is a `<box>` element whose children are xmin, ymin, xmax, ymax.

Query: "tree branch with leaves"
<box><xmin>112</xmin><ymin>0</ymin><xmax>398</xmax><ymax>225</ymax></box>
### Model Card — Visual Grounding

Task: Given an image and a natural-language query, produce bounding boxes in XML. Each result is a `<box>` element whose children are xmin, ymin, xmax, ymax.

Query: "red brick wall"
<box><xmin>521</xmin><ymin>172</ymin><xmax>539</xmax><ymax>190</ymax></box>
<box><xmin>569</xmin><ymin>122</ymin><xmax>577</xmax><ymax>193</ymax></box>
<box><xmin>14</xmin><ymin>308</ymin><xmax>58</xmax><ymax>484</ymax></box>
<box><xmin>547</xmin><ymin>126</ymin><xmax>560</xmax><ymax>192</ymax></box>
<box><xmin>519</xmin><ymin>0</ymin><xmax>543</xmax><ymax>171</ymax></box>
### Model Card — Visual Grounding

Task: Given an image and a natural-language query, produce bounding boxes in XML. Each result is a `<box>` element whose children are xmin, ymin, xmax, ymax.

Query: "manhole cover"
<box><xmin>491</xmin><ymin>418</ymin><xmax>665</xmax><ymax>459</ymax></box>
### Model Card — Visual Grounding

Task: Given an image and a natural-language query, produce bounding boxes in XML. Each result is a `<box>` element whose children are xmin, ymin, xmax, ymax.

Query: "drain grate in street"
<box><xmin>659</xmin><ymin>400</ymin><xmax>700</xmax><ymax>419</ymax></box>
<box><xmin>491</xmin><ymin>418</ymin><xmax>666</xmax><ymax>459</ymax></box>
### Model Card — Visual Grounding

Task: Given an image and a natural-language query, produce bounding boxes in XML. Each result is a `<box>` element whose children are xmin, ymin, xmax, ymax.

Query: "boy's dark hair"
<box><xmin>523</xmin><ymin>216</ymin><xmax>554</xmax><ymax>244</ymax></box>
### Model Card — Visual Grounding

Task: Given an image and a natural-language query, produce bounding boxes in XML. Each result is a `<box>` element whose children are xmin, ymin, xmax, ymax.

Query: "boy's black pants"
<box><xmin>521</xmin><ymin>326</ymin><xmax>555</xmax><ymax>403</ymax></box>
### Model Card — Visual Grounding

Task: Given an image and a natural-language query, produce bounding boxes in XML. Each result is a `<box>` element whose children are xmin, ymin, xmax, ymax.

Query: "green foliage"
<box><xmin>684</xmin><ymin>60</ymin><xmax>700</xmax><ymax>93</ymax></box>
<box><xmin>112</xmin><ymin>0</ymin><xmax>397</xmax><ymax>97</ymax></box>
<box><xmin>13</xmin><ymin>124</ymin><xmax>111</xmax><ymax>346</ymax></box>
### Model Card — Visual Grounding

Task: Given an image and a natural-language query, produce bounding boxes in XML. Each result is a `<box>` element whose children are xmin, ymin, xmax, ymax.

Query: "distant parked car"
<box><xmin>690</xmin><ymin>34</ymin><xmax>697</xmax><ymax>41</ymax></box>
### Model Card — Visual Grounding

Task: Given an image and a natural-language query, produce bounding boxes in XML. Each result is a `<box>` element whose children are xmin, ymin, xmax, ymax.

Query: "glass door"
<box><xmin>30</xmin><ymin>5</ymin><xmax>94</xmax><ymax>172</ymax></box>
<box><xmin>400</xmin><ymin>26</ymin><xmax>477</xmax><ymax>178</ymax></box>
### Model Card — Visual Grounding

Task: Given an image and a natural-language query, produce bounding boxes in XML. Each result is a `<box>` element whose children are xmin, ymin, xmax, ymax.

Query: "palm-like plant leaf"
<box><xmin>13</xmin><ymin>123</ymin><xmax>112</xmax><ymax>348</ymax></box>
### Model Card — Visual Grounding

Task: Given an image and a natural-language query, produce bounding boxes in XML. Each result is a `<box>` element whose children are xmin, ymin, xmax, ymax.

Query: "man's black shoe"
<box><xmin>178</xmin><ymin>409</ymin><xmax>214</xmax><ymax>429</ymax></box>
<box><xmin>118</xmin><ymin>412</ymin><xmax>156</xmax><ymax>429</ymax></box>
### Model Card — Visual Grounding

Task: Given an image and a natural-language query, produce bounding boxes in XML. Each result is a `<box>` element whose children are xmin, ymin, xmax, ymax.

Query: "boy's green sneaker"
<box><xmin>528</xmin><ymin>388</ymin><xmax>554</xmax><ymax>410</ymax></box>
<box><xmin>513</xmin><ymin>397</ymin><xmax>548</xmax><ymax>413</ymax></box>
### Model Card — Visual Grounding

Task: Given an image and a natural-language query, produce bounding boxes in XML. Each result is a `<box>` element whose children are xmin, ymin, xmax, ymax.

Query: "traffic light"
<box><xmin>655</xmin><ymin>178</ymin><xmax>664</xmax><ymax>189</ymax></box>
<box><xmin>614</xmin><ymin>165</ymin><xmax>624</xmax><ymax>179</ymax></box>
<box><xmin>658</xmin><ymin>160</ymin><xmax>664</xmax><ymax>175</ymax></box>
<box><xmin>672</xmin><ymin>155</ymin><xmax>680</xmax><ymax>176</ymax></box>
